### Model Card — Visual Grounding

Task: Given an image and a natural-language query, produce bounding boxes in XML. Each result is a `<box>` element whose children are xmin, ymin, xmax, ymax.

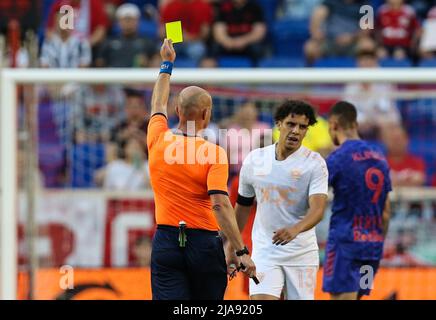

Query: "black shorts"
<box><xmin>151</xmin><ymin>225</ymin><xmax>228</xmax><ymax>300</ymax></box>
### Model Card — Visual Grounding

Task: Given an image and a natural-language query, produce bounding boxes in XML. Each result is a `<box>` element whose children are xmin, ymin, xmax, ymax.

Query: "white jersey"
<box><xmin>238</xmin><ymin>144</ymin><xmax>328</xmax><ymax>266</ymax></box>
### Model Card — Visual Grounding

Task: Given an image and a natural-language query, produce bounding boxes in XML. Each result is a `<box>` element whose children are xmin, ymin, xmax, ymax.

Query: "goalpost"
<box><xmin>1</xmin><ymin>68</ymin><xmax>436</xmax><ymax>299</ymax></box>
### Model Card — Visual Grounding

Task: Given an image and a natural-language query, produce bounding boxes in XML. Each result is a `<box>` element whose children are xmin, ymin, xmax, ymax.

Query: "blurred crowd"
<box><xmin>2</xmin><ymin>0</ymin><xmax>435</xmax><ymax>193</ymax></box>
<box><xmin>3</xmin><ymin>1</ymin><xmax>435</xmax><ymax>270</ymax></box>
<box><xmin>1</xmin><ymin>0</ymin><xmax>436</xmax><ymax>68</ymax></box>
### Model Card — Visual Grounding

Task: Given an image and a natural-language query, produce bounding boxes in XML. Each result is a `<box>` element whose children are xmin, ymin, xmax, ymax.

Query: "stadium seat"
<box><xmin>272</xmin><ymin>19</ymin><xmax>310</xmax><ymax>58</ymax></box>
<box><xmin>69</xmin><ymin>143</ymin><xmax>106</xmax><ymax>188</ymax></box>
<box><xmin>400</xmin><ymin>99</ymin><xmax>436</xmax><ymax>139</ymax></box>
<box><xmin>409</xmin><ymin>139</ymin><xmax>436</xmax><ymax>186</ymax></box>
<box><xmin>256</xmin><ymin>0</ymin><xmax>279</xmax><ymax>30</ymax></box>
<box><xmin>258</xmin><ymin>57</ymin><xmax>305</xmax><ymax>68</ymax></box>
<box><xmin>313</xmin><ymin>58</ymin><xmax>357</xmax><ymax>68</ymax></box>
<box><xmin>112</xmin><ymin>18</ymin><xmax>158</xmax><ymax>39</ymax></box>
<box><xmin>371</xmin><ymin>0</ymin><xmax>384</xmax><ymax>10</ymax></box>
<box><xmin>175</xmin><ymin>59</ymin><xmax>198</xmax><ymax>68</ymax></box>
<box><xmin>379</xmin><ymin>58</ymin><xmax>412</xmax><ymax>68</ymax></box>
<box><xmin>218</xmin><ymin>57</ymin><xmax>253</xmax><ymax>68</ymax></box>
<box><xmin>418</xmin><ymin>59</ymin><xmax>436</xmax><ymax>67</ymax></box>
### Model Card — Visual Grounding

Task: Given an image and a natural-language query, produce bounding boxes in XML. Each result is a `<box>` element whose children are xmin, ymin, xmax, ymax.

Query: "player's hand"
<box><xmin>239</xmin><ymin>254</ymin><xmax>256</xmax><ymax>279</ymax></box>
<box><xmin>160</xmin><ymin>38</ymin><xmax>176</xmax><ymax>63</ymax></box>
<box><xmin>272</xmin><ymin>225</ymin><xmax>301</xmax><ymax>246</ymax></box>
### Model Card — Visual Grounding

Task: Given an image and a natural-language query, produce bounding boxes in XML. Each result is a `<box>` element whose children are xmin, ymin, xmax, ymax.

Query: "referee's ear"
<box><xmin>202</xmin><ymin>108</ymin><xmax>208</xmax><ymax>121</ymax></box>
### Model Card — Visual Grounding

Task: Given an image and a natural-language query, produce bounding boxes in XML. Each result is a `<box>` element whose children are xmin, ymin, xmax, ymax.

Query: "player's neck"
<box><xmin>275</xmin><ymin>143</ymin><xmax>299</xmax><ymax>161</ymax></box>
<box><xmin>339</xmin><ymin>131</ymin><xmax>360</xmax><ymax>145</ymax></box>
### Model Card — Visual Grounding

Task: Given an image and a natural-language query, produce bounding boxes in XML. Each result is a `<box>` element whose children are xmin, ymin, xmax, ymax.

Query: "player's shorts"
<box><xmin>249</xmin><ymin>261</ymin><xmax>318</xmax><ymax>300</ymax></box>
<box><xmin>322</xmin><ymin>241</ymin><xmax>380</xmax><ymax>297</ymax></box>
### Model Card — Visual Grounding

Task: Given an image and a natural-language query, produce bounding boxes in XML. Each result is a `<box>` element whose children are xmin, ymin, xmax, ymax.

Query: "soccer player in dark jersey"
<box><xmin>322</xmin><ymin>101</ymin><xmax>392</xmax><ymax>300</ymax></box>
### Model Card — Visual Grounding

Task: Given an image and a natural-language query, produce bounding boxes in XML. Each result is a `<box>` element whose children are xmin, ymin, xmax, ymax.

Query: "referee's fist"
<box><xmin>161</xmin><ymin>39</ymin><xmax>176</xmax><ymax>63</ymax></box>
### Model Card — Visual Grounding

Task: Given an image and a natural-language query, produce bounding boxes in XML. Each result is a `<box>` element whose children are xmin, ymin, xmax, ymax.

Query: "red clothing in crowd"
<box><xmin>0</xmin><ymin>0</ymin><xmax>40</xmax><ymax>34</ymax></box>
<box><xmin>387</xmin><ymin>154</ymin><xmax>426</xmax><ymax>185</ymax></box>
<box><xmin>160</xmin><ymin>0</ymin><xmax>213</xmax><ymax>38</ymax></box>
<box><xmin>47</xmin><ymin>0</ymin><xmax>109</xmax><ymax>37</ymax></box>
<box><xmin>377</xmin><ymin>4</ymin><xmax>420</xmax><ymax>48</ymax></box>
<box><xmin>216</xmin><ymin>0</ymin><xmax>264</xmax><ymax>38</ymax></box>
<box><xmin>0</xmin><ymin>0</ymin><xmax>32</xmax><ymax>20</ymax></box>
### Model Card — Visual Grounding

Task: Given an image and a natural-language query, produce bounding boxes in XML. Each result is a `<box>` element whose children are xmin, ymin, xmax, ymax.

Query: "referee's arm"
<box><xmin>150</xmin><ymin>39</ymin><xmax>175</xmax><ymax>118</ymax></box>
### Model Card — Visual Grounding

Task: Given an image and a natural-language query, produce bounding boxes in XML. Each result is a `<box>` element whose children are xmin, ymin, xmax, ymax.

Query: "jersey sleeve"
<box><xmin>147</xmin><ymin>114</ymin><xmax>169</xmax><ymax>150</ymax></box>
<box><xmin>326</xmin><ymin>151</ymin><xmax>340</xmax><ymax>187</ymax></box>
<box><xmin>309</xmin><ymin>155</ymin><xmax>329</xmax><ymax>196</ymax></box>
<box><xmin>238</xmin><ymin>155</ymin><xmax>256</xmax><ymax>198</ymax></box>
<box><xmin>207</xmin><ymin>146</ymin><xmax>229</xmax><ymax>195</ymax></box>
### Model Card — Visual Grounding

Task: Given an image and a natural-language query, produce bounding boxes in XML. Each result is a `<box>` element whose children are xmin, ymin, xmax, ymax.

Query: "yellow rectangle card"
<box><xmin>165</xmin><ymin>21</ymin><xmax>183</xmax><ymax>44</ymax></box>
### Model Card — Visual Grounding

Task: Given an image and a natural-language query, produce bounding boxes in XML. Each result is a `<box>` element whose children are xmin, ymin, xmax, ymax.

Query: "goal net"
<box><xmin>1</xmin><ymin>68</ymin><xmax>436</xmax><ymax>300</ymax></box>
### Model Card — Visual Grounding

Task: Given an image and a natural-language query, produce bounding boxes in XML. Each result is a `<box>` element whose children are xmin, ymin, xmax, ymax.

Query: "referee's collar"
<box><xmin>171</xmin><ymin>129</ymin><xmax>201</xmax><ymax>138</ymax></box>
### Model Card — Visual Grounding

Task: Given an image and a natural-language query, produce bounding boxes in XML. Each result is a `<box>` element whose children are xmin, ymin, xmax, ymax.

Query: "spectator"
<box><xmin>220</xmin><ymin>101</ymin><xmax>271</xmax><ymax>176</ymax></box>
<box><xmin>95</xmin><ymin>3</ymin><xmax>156</xmax><ymax>67</ymax></box>
<box><xmin>95</xmin><ymin>137</ymin><xmax>151</xmax><ymax>190</ymax></box>
<box><xmin>131</xmin><ymin>235</ymin><xmax>152</xmax><ymax>267</ymax></box>
<box><xmin>382</xmin><ymin>227</ymin><xmax>427</xmax><ymax>267</ymax></box>
<box><xmin>277</xmin><ymin>0</ymin><xmax>321</xmax><ymax>20</ymax></box>
<box><xmin>381</xmin><ymin>124</ymin><xmax>426</xmax><ymax>187</ymax></box>
<box><xmin>409</xmin><ymin>0</ymin><xmax>434</xmax><ymax>21</ymax></box>
<box><xmin>73</xmin><ymin>84</ymin><xmax>124</xmax><ymax>143</ymax></box>
<box><xmin>212</xmin><ymin>0</ymin><xmax>267</xmax><ymax>65</ymax></box>
<box><xmin>0</xmin><ymin>0</ymin><xmax>40</xmax><ymax>36</ymax></box>
<box><xmin>376</xmin><ymin>0</ymin><xmax>421</xmax><ymax>60</ymax></box>
<box><xmin>304</xmin><ymin>0</ymin><xmax>369</xmax><ymax>65</ymax></box>
<box><xmin>40</xmin><ymin>12</ymin><xmax>92</xmax><ymax>68</ymax></box>
<box><xmin>343</xmin><ymin>48</ymin><xmax>401</xmax><ymax>140</ymax></box>
<box><xmin>108</xmin><ymin>88</ymin><xmax>149</xmax><ymax>160</ymax></box>
<box><xmin>46</xmin><ymin>0</ymin><xmax>109</xmax><ymax>48</ymax></box>
<box><xmin>199</xmin><ymin>57</ymin><xmax>218</xmax><ymax>68</ymax></box>
<box><xmin>419</xmin><ymin>5</ymin><xmax>436</xmax><ymax>59</ymax></box>
<box><xmin>160</xmin><ymin>0</ymin><xmax>213</xmax><ymax>62</ymax></box>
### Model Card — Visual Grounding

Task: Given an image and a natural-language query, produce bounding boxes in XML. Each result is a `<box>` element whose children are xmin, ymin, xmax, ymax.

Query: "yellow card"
<box><xmin>165</xmin><ymin>21</ymin><xmax>183</xmax><ymax>44</ymax></box>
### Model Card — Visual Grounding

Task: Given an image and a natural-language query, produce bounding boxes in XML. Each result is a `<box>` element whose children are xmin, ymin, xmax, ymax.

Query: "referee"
<box><xmin>148</xmin><ymin>39</ymin><xmax>256</xmax><ymax>300</ymax></box>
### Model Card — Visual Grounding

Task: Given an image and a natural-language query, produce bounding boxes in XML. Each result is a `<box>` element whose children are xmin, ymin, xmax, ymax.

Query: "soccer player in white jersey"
<box><xmin>226</xmin><ymin>100</ymin><xmax>329</xmax><ymax>300</ymax></box>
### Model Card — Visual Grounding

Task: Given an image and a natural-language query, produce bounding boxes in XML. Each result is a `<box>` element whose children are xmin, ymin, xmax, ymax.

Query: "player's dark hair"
<box><xmin>329</xmin><ymin>101</ymin><xmax>358</xmax><ymax>129</ymax></box>
<box><xmin>274</xmin><ymin>100</ymin><xmax>317</xmax><ymax>126</ymax></box>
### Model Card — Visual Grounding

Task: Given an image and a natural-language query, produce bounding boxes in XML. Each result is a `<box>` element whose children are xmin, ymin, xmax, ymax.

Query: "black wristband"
<box><xmin>235</xmin><ymin>246</ymin><xmax>249</xmax><ymax>257</ymax></box>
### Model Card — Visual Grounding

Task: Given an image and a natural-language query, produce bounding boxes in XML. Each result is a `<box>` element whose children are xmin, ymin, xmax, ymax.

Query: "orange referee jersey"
<box><xmin>147</xmin><ymin>113</ymin><xmax>229</xmax><ymax>231</ymax></box>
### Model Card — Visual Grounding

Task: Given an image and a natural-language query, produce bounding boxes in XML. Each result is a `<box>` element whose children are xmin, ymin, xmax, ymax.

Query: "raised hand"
<box><xmin>160</xmin><ymin>38</ymin><xmax>176</xmax><ymax>63</ymax></box>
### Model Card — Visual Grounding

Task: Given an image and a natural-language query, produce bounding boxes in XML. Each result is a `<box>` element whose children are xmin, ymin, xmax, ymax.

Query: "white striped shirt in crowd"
<box><xmin>40</xmin><ymin>34</ymin><xmax>91</xmax><ymax>68</ymax></box>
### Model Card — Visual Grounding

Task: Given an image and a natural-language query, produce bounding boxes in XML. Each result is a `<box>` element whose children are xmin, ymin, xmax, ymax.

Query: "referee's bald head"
<box><xmin>177</xmin><ymin>86</ymin><xmax>212</xmax><ymax>124</ymax></box>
